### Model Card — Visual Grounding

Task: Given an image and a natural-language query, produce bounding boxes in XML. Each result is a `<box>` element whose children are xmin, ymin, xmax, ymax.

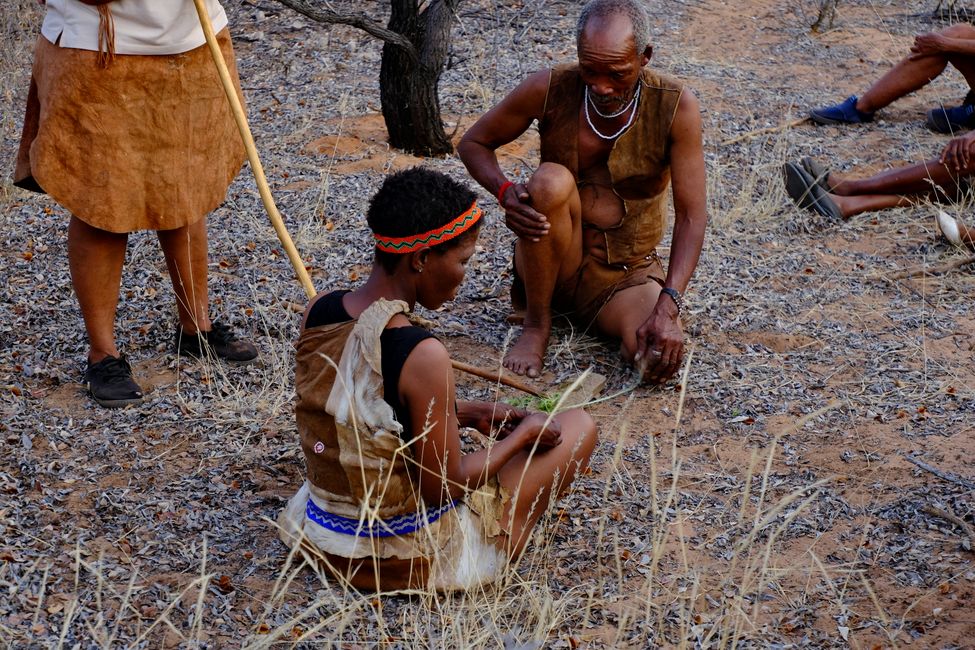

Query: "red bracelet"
<box><xmin>497</xmin><ymin>180</ymin><xmax>514</xmax><ymax>204</ymax></box>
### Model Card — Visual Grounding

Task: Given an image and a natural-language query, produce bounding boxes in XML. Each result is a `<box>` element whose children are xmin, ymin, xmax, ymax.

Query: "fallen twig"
<box><xmin>885</xmin><ymin>254</ymin><xmax>975</xmax><ymax>280</ymax></box>
<box><xmin>720</xmin><ymin>117</ymin><xmax>809</xmax><ymax>146</ymax></box>
<box><xmin>922</xmin><ymin>504</ymin><xmax>975</xmax><ymax>551</ymax></box>
<box><xmin>903</xmin><ymin>454</ymin><xmax>975</xmax><ymax>490</ymax></box>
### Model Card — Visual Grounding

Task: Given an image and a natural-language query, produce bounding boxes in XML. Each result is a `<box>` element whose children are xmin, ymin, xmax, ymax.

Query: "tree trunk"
<box><xmin>380</xmin><ymin>0</ymin><xmax>455</xmax><ymax>156</ymax></box>
<box><xmin>811</xmin><ymin>0</ymin><xmax>839</xmax><ymax>33</ymax></box>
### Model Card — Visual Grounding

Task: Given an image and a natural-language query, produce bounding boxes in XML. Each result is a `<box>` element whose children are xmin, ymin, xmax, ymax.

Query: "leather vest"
<box><xmin>539</xmin><ymin>65</ymin><xmax>682</xmax><ymax>264</ymax></box>
<box><xmin>294</xmin><ymin>299</ymin><xmax>419</xmax><ymax>520</ymax></box>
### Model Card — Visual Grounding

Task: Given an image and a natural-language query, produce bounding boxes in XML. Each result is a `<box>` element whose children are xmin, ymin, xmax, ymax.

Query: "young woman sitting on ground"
<box><xmin>783</xmin><ymin>134</ymin><xmax>975</xmax><ymax>250</ymax></box>
<box><xmin>279</xmin><ymin>167</ymin><xmax>598</xmax><ymax>592</ymax></box>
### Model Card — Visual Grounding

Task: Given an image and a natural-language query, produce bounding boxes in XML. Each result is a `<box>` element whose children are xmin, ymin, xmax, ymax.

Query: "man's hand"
<box><xmin>634</xmin><ymin>296</ymin><xmax>684</xmax><ymax>384</ymax></box>
<box><xmin>939</xmin><ymin>132</ymin><xmax>975</xmax><ymax>171</ymax></box>
<box><xmin>909</xmin><ymin>32</ymin><xmax>947</xmax><ymax>59</ymax></box>
<box><xmin>500</xmin><ymin>183</ymin><xmax>550</xmax><ymax>241</ymax></box>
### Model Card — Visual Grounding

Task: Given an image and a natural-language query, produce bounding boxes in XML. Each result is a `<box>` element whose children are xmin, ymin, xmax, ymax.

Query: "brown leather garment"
<box><xmin>13</xmin><ymin>29</ymin><xmax>245</xmax><ymax>233</ymax></box>
<box><xmin>539</xmin><ymin>65</ymin><xmax>683</xmax><ymax>265</ymax></box>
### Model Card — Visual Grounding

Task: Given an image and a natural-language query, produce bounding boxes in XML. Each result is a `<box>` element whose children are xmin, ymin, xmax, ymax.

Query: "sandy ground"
<box><xmin>1</xmin><ymin>0</ymin><xmax>973</xmax><ymax>647</ymax></box>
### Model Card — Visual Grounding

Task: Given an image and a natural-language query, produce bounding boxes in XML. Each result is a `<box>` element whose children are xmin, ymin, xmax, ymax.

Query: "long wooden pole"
<box><xmin>192</xmin><ymin>0</ymin><xmax>317</xmax><ymax>299</ymax></box>
<box><xmin>192</xmin><ymin>3</ymin><xmax>541</xmax><ymax>397</ymax></box>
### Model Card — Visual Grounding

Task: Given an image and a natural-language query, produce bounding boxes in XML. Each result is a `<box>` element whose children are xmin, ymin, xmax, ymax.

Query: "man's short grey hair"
<box><xmin>576</xmin><ymin>0</ymin><xmax>652</xmax><ymax>52</ymax></box>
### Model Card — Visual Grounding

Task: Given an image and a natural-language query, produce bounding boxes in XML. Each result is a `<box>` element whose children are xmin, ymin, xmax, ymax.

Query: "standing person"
<box><xmin>458</xmin><ymin>0</ymin><xmax>708</xmax><ymax>383</ymax></box>
<box><xmin>809</xmin><ymin>24</ymin><xmax>975</xmax><ymax>133</ymax></box>
<box><xmin>278</xmin><ymin>167</ymin><xmax>597</xmax><ymax>591</ymax></box>
<box><xmin>13</xmin><ymin>0</ymin><xmax>257</xmax><ymax>408</ymax></box>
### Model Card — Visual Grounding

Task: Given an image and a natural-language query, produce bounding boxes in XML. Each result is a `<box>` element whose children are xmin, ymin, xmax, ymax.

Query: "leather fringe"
<box><xmin>96</xmin><ymin>4</ymin><xmax>116</xmax><ymax>68</ymax></box>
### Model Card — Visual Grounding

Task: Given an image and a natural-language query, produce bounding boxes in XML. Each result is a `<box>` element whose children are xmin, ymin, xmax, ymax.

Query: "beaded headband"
<box><xmin>373</xmin><ymin>201</ymin><xmax>482</xmax><ymax>254</ymax></box>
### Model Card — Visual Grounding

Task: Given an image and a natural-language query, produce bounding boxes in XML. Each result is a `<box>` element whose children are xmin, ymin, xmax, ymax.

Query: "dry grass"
<box><xmin>1</xmin><ymin>0</ymin><xmax>973</xmax><ymax>647</ymax></box>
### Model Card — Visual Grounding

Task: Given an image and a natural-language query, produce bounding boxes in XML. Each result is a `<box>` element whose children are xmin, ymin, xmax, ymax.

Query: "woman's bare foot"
<box><xmin>504</xmin><ymin>325</ymin><xmax>548</xmax><ymax>378</ymax></box>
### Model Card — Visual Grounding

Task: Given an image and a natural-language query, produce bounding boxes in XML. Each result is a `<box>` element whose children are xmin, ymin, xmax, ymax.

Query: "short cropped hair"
<box><xmin>576</xmin><ymin>0</ymin><xmax>652</xmax><ymax>52</ymax></box>
<box><xmin>367</xmin><ymin>167</ymin><xmax>479</xmax><ymax>273</ymax></box>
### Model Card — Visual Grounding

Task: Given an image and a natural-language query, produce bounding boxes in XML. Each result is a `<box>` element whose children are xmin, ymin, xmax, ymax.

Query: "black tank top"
<box><xmin>305</xmin><ymin>290</ymin><xmax>436</xmax><ymax>439</ymax></box>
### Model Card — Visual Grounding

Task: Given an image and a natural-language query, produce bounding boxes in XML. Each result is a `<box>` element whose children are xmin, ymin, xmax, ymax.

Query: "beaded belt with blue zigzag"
<box><xmin>305</xmin><ymin>497</ymin><xmax>459</xmax><ymax>538</ymax></box>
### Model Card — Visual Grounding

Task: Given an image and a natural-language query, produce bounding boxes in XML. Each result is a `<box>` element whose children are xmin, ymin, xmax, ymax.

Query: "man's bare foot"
<box><xmin>504</xmin><ymin>326</ymin><xmax>548</xmax><ymax>378</ymax></box>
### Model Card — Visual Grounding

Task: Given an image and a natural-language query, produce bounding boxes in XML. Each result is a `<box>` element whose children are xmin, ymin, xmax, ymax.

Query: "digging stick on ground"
<box><xmin>193</xmin><ymin>0</ymin><xmax>544</xmax><ymax>398</ymax></box>
<box><xmin>451</xmin><ymin>360</ymin><xmax>542</xmax><ymax>397</ymax></box>
<box><xmin>720</xmin><ymin>117</ymin><xmax>809</xmax><ymax>146</ymax></box>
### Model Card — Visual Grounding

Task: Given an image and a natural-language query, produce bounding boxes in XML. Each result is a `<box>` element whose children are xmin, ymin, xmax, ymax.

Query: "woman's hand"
<box><xmin>458</xmin><ymin>401</ymin><xmax>529</xmax><ymax>438</ymax></box>
<box><xmin>510</xmin><ymin>412</ymin><xmax>562</xmax><ymax>450</ymax></box>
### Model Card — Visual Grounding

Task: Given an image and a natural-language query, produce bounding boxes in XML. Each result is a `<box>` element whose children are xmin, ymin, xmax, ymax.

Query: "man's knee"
<box><xmin>527</xmin><ymin>162</ymin><xmax>576</xmax><ymax>210</ymax></box>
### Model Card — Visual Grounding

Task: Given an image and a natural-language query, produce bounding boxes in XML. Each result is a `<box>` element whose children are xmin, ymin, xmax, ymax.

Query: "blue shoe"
<box><xmin>926</xmin><ymin>104</ymin><xmax>975</xmax><ymax>134</ymax></box>
<box><xmin>809</xmin><ymin>95</ymin><xmax>874</xmax><ymax>125</ymax></box>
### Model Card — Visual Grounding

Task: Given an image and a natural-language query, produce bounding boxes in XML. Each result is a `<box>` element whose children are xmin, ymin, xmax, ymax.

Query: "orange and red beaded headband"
<box><xmin>374</xmin><ymin>201</ymin><xmax>482</xmax><ymax>254</ymax></box>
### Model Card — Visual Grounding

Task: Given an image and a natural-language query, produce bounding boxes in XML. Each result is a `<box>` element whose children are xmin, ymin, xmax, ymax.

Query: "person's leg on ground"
<box><xmin>856</xmin><ymin>52</ymin><xmax>949</xmax><ymax>114</ymax></box>
<box><xmin>831</xmin><ymin>157</ymin><xmax>970</xmax><ymax>196</ymax></box>
<box><xmin>810</xmin><ymin>25</ymin><xmax>965</xmax><ymax>125</ymax></box>
<box><xmin>507</xmin><ymin>163</ymin><xmax>583</xmax><ymax>378</ymax></box>
<box><xmin>495</xmin><ymin>407</ymin><xmax>597</xmax><ymax>555</ymax></box>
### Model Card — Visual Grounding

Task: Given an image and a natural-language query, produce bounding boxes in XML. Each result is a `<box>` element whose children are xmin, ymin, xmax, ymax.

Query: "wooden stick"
<box><xmin>720</xmin><ymin>117</ymin><xmax>809</xmax><ymax>146</ymax></box>
<box><xmin>885</xmin><ymin>254</ymin><xmax>975</xmax><ymax>280</ymax></box>
<box><xmin>450</xmin><ymin>360</ymin><xmax>541</xmax><ymax>397</ymax></box>
<box><xmin>904</xmin><ymin>454</ymin><xmax>975</xmax><ymax>490</ymax></box>
<box><xmin>192</xmin><ymin>0</ymin><xmax>317</xmax><ymax>299</ymax></box>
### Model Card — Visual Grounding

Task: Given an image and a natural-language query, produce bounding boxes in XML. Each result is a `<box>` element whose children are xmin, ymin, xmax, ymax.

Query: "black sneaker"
<box><xmin>86</xmin><ymin>355</ymin><xmax>144</xmax><ymax>408</ymax></box>
<box><xmin>174</xmin><ymin>321</ymin><xmax>258</xmax><ymax>364</ymax></box>
<box><xmin>926</xmin><ymin>103</ymin><xmax>975</xmax><ymax>134</ymax></box>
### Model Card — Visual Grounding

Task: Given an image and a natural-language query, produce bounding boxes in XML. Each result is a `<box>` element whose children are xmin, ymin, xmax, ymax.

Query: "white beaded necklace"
<box><xmin>584</xmin><ymin>85</ymin><xmax>641</xmax><ymax>140</ymax></box>
<box><xmin>587</xmin><ymin>83</ymin><xmax>640</xmax><ymax>118</ymax></box>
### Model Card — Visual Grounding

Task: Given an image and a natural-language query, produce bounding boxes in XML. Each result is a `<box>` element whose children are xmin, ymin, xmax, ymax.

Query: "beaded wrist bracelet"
<box><xmin>661</xmin><ymin>287</ymin><xmax>684</xmax><ymax>316</ymax></box>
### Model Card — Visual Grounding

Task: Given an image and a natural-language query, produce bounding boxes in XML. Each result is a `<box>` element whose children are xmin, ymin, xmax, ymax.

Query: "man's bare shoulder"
<box><xmin>672</xmin><ymin>88</ymin><xmax>702</xmax><ymax>131</ymax></box>
<box><xmin>504</xmin><ymin>69</ymin><xmax>555</xmax><ymax>106</ymax></box>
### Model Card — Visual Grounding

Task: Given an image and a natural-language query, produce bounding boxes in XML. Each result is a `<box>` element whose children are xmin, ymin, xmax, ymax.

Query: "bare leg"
<box><xmin>831</xmin><ymin>158</ymin><xmax>970</xmax><ymax>198</ymax></box>
<box><xmin>857</xmin><ymin>55</ymin><xmax>950</xmax><ymax>113</ymax></box>
<box><xmin>496</xmin><ymin>408</ymin><xmax>597</xmax><ymax>555</ymax></box>
<box><xmin>157</xmin><ymin>218</ymin><xmax>211</xmax><ymax>334</ymax></box>
<box><xmin>507</xmin><ymin>163</ymin><xmax>583</xmax><ymax>378</ymax></box>
<box><xmin>68</xmin><ymin>216</ymin><xmax>128</xmax><ymax>363</ymax></box>
<box><xmin>829</xmin><ymin>193</ymin><xmax>914</xmax><ymax>219</ymax></box>
<box><xmin>857</xmin><ymin>24</ymin><xmax>975</xmax><ymax>113</ymax></box>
